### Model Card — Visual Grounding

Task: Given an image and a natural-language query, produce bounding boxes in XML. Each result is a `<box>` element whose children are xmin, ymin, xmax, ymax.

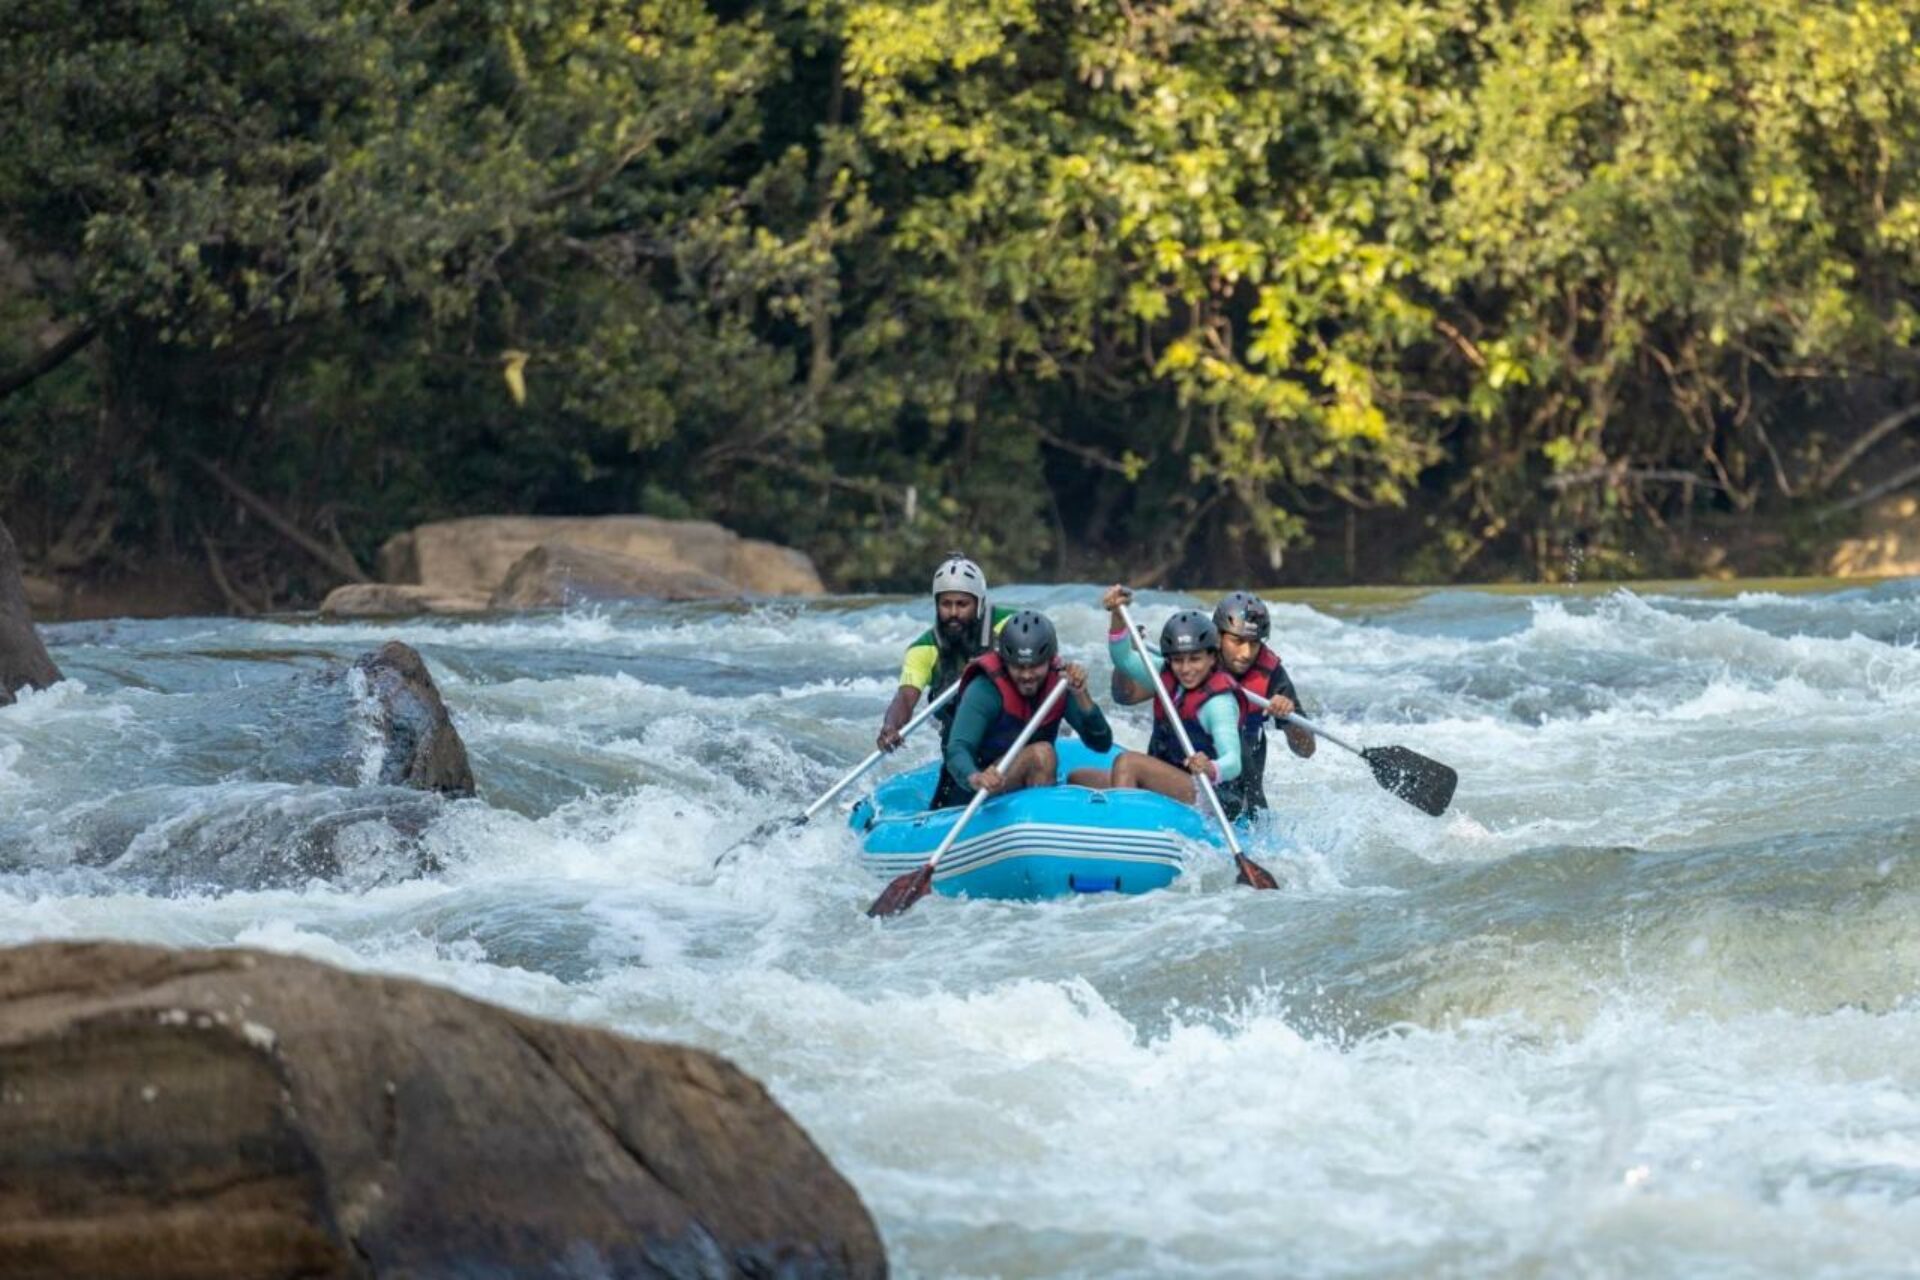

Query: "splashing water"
<box><xmin>5</xmin><ymin>581</ymin><xmax>1920</xmax><ymax>1277</ymax></box>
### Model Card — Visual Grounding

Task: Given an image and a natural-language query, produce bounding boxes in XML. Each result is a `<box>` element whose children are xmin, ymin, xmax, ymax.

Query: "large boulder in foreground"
<box><xmin>378</xmin><ymin>515</ymin><xmax>825</xmax><ymax>599</ymax></box>
<box><xmin>0</xmin><ymin>942</ymin><xmax>885</xmax><ymax>1280</ymax></box>
<box><xmin>490</xmin><ymin>541</ymin><xmax>742</xmax><ymax>608</ymax></box>
<box><xmin>351</xmin><ymin>641</ymin><xmax>474</xmax><ymax>797</ymax></box>
<box><xmin>0</xmin><ymin>517</ymin><xmax>61</xmax><ymax>705</ymax></box>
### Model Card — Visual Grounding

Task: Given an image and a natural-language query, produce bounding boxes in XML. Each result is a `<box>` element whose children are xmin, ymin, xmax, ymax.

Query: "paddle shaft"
<box><xmin>1114</xmin><ymin>603</ymin><xmax>1246</xmax><ymax>859</ymax></box>
<box><xmin>920</xmin><ymin>678</ymin><xmax>1071</xmax><ymax>877</ymax></box>
<box><xmin>1231</xmin><ymin>686</ymin><xmax>1360</xmax><ymax>759</ymax></box>
<box><xmin>1141</xmin><ymin>637</ymin><xmax>1356</xmax><ymax>758</ymax></box>
<box><xmin>804</xmin><ymin>680</ymin><xmax>963</xmax><ymax>822</ymax></box>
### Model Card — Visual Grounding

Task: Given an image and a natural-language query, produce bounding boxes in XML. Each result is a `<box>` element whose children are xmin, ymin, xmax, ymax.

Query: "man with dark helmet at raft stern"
<box><xmin>1210</xmin><ymin>589</ymin><xmax>1313</xmax><ymax>819</ymax></box>
<box><xmin>1069</xmin><ymin>585</ymin><xmax>1248</xmax><ymax>811</ymax></box>
<box><xmin>932</xmin><ymin>610</ymin><xmax>1112</xmax><ymax>809</ymax></box>
<box><xmin>875</xmin><ymin>552</ymin><xmax>1015</xmax><ymax>752</ymax></box>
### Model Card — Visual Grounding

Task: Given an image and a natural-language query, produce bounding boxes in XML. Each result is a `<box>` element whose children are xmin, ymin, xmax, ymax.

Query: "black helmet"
<box><xmin>1160</xmin><ymin>610</ymin><xmax>1219</xmax><ymax>655</ymax></box>
<box><xmin>997</xmin><ymin>610</ymin><xmax>1058</xmax><ymax>667</ymax></box>
<box><xmin>1213</xmin><ymin>591</ymin><xmax>1270</xmax><ymax>641</ymax></box>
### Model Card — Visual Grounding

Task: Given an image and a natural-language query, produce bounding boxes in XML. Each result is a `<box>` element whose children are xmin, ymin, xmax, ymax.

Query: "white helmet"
<box><xmin>931</xmin><ymin>551</ymin><xmax>991</xmax><ymax>648</ymax></box>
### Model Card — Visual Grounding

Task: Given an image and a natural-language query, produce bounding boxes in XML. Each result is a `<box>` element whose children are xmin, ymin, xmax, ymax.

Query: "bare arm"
<box><xmin>877</xmin><ymin>685</ymin><xmax>922</xmax><ymax>751</ymax></box>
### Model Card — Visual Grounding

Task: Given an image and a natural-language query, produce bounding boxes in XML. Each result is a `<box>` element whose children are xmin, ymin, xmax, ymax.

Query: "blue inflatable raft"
<box><xmin>848</xmin><ymin>737</ymin><xmax>1227</xmax><ymax>901</ymax></box>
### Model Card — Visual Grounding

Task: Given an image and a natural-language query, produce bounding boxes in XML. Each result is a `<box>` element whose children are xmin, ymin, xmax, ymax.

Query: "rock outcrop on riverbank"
<box><xmin>0</xmin><ymin>942</ymin><xmax>886</xmax><ymax>1280</ymax></box>
<box><xmin>489</xmin><ymin>541</ymin><xmax>743</xmax><ymax>608</ymax></box>
<box><xmin>1828</xmin><ymin>495</ymin><xmax>1920</xmax><ymax>578</ymax></box>
<box><xmin>0</xmin><ymin>516</ymin><xmax>62</xmax><ymax>704</ymax></box>
<box><xmin>323</xmin><ymin>515</ymin><xmax>825</xmax><ymax>616</ymax></box>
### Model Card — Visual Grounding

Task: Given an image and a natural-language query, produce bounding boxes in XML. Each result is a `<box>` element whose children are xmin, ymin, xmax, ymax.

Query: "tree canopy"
<box><xmin>4</xmin><ymin>0</ymin><xmax>1917</xmax><ymax>601</ymax></box>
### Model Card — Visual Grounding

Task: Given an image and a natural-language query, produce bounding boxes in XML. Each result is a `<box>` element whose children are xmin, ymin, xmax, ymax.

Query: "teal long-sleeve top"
<box><xmin>943</xmin><ymin>676</ymin><xmax>1112</xmax><ymax>799</ymax></box>
<box><xmin>1108</xmin><ymin>636</ymin><xmax>1243</xmax><ymax>782</ymax></box>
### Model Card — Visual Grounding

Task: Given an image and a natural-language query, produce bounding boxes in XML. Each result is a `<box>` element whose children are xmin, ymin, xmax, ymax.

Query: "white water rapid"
<box><xmin>5</xmin><ymin>580</ymin><xmax>1920</xmax><ymax>1277</ymax></box>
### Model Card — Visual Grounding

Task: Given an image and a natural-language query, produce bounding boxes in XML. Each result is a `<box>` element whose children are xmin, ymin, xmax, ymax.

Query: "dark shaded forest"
<box><xmin>4</xmin><ymin>0</ymin><xmax>1918</xmax><ymax>608</ymax></box>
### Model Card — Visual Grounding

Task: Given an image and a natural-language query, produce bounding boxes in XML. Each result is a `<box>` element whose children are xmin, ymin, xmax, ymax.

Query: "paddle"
<box><xmin>714</xmin><ymin>680</ymin><xmax>964</xmax><ymax>867</ymax></box>
<box><xmin>1115</xmin><ymin>602</ymin><xmax>1279</xmax><ymax>891</ymax></box>
<box><xmin>866</xmin><ymin>678</ymin><xmax>1071</xmax><ymax>918</ymax></box>
<box><xmin>1238</xmin><ymin>686</ymin><xmax>1458</xmax><ymax>817</ymax></box>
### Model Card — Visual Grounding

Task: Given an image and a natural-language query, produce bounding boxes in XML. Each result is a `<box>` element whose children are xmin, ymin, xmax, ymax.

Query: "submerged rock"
<box><xmin>0</xmin><ymin>783</ymin><xmax>449</xmax><ymax>894</ymax></box>
<box><xmin>0</xmin><ymin>941</ymin><xmax>886</xmax><ymax>1279</ymax></box>
<box><xmin>491</xmin><ymin>541</ymin><xmax>742</xmax><ymax>608</ymax></box>
<box><xmin>0</xmin><ymin>643</ymin><xmax>474</xmax><ymax>893</ymax></box>
<box><xmin>351</xmin><ymin>642</ymin><xmax>475</xmax><ymax>797</ymax></box>
<box><xmin>0</xmin><ymin>516</ymin><xmax>61</xmax><ymax>705</ymax></box>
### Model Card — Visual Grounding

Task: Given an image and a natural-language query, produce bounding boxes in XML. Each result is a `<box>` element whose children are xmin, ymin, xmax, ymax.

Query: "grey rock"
<box><xmin>0</xmin><ymin>516</ymin><xmax>61</xmax><ymax>705</ymax></box>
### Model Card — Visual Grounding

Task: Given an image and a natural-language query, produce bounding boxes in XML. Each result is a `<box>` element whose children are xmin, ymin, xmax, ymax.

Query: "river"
<box><xmin>4</xmin><ymin>579</ymin><xmax>1920</xmax><ymax>1277</ymax></box>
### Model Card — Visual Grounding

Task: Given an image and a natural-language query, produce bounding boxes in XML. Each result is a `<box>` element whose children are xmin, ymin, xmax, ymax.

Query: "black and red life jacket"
<box><xmin>1234</xmin><ymin>646</ymin><xmax>1284</xmax><ymax>734</ymax></box>
<box><xmin>954</xmin><ymin>652</ymin><xmax>1067</xmax><ymax>763</ymax></box>
<box><xmin>1146</xmin><ymin>665</ymin><xmax>1242</xmax><ymax>766</ymax></box>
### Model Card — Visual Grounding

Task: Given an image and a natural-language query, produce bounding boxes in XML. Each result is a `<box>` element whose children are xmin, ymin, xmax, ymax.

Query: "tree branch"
<box><xmin>1815</xmin><ymin>401</ymin><xmax>1920</xmax><ymax>492</ymax></box>
<box><xmin>1817</xmin><ymin>457</ymin><xmax>1920</xmax><ymax>522</ymax></box>
<box><xmin>1544</xmin><ymin>465</ymin><xmax>1728</xmax><ymax>492</ymax></box>
<box><xmin>1034</xmin><ymin>426</ymin><xmax>1135</xmax><ymax>475</ymax></box>
<box><xmin>189</xmin><ymin>455</ymin><xmax>370</xmax><ymax>583</ymax></box>
<box><xmin>0</xmin><ymin>323</ymin><xmax>98</xmax><ymax>400</ymax></box>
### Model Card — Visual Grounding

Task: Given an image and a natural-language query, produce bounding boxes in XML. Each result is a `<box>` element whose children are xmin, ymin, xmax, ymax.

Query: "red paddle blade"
<box><xmin>867</xmin><ymin>864</ymin><xmax>935</xmax><ymax>918</ymax></box>
<box><xmin>1234</xmin><ymin>853</ymin><xmax>1280</xmax><ymax>891</ymax></box>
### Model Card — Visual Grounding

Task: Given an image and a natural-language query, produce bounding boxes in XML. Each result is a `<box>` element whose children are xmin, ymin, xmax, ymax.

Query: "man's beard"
<box><xmin>938</xmin><ymin>616</ymin><xmax>973</xmax><ymax>645</ymax></box>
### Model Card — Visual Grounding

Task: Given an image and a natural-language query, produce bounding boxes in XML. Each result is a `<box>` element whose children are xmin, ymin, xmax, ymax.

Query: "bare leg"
<box><xmin>1109</xmin><ymin>750</ymin><xmax>1198</xmax><ymax>804</ymax></box>
<box><xmin>998</xmin><ymin>741</ymin><xmax>1059</xmax><ymax>795</ymax></box>
<box><xmin>1066</xmin><ymin>767</ymin><xmax>1111</xmax><ymax>788</ymax></box>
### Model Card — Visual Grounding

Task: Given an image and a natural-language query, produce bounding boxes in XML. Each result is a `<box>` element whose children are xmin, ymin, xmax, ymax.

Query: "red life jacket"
<box><xmin>1147</xmin><ymin>666</ymin><xmax>1242</xmax><ymax>765</ymax></box>
<box><xmin>955</xmin><ymin>652</ymin><xmax>1067</xmax><ymax>763</ymax></box>
<box><xmin>1234</xmin><ymin>646</ymin><xmax>1284</xmax><ymax>731</ymax></box>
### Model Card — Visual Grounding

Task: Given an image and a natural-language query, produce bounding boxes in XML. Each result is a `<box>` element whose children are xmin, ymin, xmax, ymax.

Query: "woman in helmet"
<box><xmin>1212</xmin><ymin>590</ymin><xmax>1314</xmax><ymax>820</ymax></box>
<box><xmin>933</xmin><ymin>610</ymin><xmax>1112</xmax><ymax>809</ymax></box>
<box><xmin>876</xmin><ymin>552</ymin><xmax>1017</xmax><ymax>752</ymax></box>
<box><xmin>1067</xmin><ymin>585</ymin><xmax>1246</xmax><ymax>809</ymax></box>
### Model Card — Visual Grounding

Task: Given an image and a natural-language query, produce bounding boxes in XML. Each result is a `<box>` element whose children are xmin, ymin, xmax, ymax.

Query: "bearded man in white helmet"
<box><xmin>875</xmin><ymin>552</ymin><xmax>1015</xmax><ymax>752</ymax></box>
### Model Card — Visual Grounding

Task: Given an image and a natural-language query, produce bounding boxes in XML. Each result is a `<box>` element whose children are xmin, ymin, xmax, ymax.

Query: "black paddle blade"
<box><xmin>1234</xmin><ymin>853</ymin><xmax>1280</xmax><ymax>891</ymax></box>
<box><xmin>1361</xmin><ymin>745</ymin><xmax>1458</xmax><ymax>816</ymax></box>
<box><xmin>712</xmin><ymin>813</ymin><xmax>804</xmax><ymax>868</ymax></box>
<box><xmin>867</xmin><ymin>864</ymin><xmax>935</xmax><ymax>918</ymax></box>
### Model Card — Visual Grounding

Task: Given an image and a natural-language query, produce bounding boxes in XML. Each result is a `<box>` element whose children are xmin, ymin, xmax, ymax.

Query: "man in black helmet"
<box><xmin>877</xmin><ymin>552</ymin><xmax>1016</xmax><ymax>752</ymax></box>
<box><xmin>933</xmin><ymin>609</ymin><xmax>1111</xmax><ymax>808</ymax></box>
<box><xmin>1212</xmin><ymin>590</ymin><xmax>1313</xmax><ymax>820</ymax></box>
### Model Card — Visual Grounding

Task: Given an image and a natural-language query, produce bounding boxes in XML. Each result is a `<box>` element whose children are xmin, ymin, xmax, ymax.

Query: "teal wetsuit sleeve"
<box><xmin>1064</xmin><ymin>697</ymin><xmax>1112</xmax><ymax>753</ymax></box>
<box><xmin>942</xmin><ymin>679</ymin><xmax>1002</xmax><ymax>797</ymax></box>
<box><xmin>1109</xmin><ymin>635</ymin><xmax>1154</xmax><ymax>688</ymax></box>
<box><xmin>1199</xmin><ymin>695</ymin><xmax>1242</xmax><ymax>782</ymax></box>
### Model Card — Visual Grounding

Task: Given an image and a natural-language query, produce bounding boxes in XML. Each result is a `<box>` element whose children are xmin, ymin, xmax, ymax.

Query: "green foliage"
<box><xmin>3</xmin><ymin>0</ymin><xmax>1917</xmax><ymax>594</ymax></box>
